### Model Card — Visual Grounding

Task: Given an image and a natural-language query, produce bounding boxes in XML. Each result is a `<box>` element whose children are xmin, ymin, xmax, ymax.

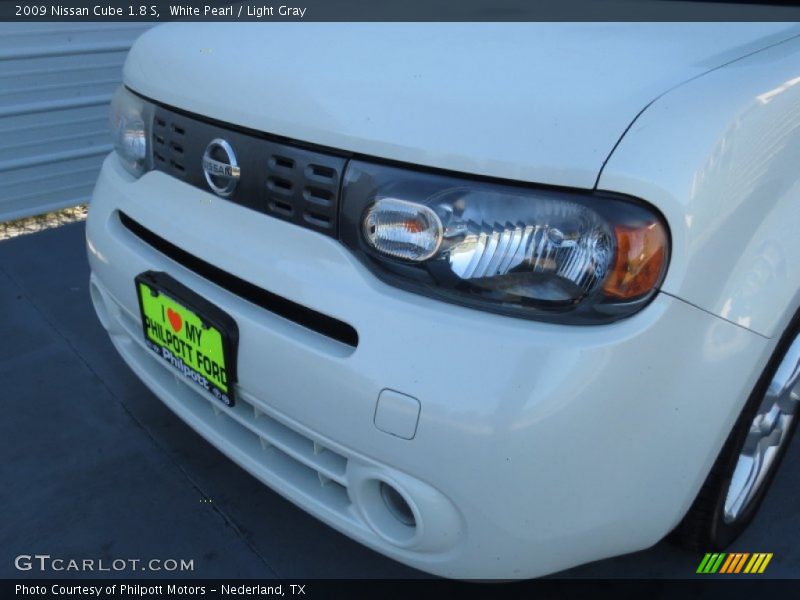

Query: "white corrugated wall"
<box><xmin>0</xmin><ymin>23</ymin><xmax>152</xmax><ymax>221</ymax></box>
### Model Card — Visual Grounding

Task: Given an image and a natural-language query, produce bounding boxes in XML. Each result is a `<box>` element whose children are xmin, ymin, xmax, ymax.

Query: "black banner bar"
<box><xmin>3</xmin><ymin>0</ymin><xmax>800</xmax><ymax>22</ymax></box>
<box><xmin>4</xmin><ymin>579</ymin><xmax>800</xmax><ymax>600</ymax></box>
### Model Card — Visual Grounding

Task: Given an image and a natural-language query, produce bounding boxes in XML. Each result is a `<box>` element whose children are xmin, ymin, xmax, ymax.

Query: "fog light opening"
<box><xmin>356</xmin><ymin>478</ymin><xmax>420</xmax><ymax>547</ymax></box>
<box><xmin>380</xmin><ymin>481</ymin><xmax>416</xmax><ymax>528</ymax></box>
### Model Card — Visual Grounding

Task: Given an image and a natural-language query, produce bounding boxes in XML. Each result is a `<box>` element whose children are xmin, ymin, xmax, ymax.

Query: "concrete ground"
<box><xmin>1</xmin><ymin>221</ymin><xmax>798</xmax><ymax>579</ymax></box>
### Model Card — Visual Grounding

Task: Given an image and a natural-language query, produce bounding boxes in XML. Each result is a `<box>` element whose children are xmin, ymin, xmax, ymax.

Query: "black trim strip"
<box><xmin>119</xmin><ymin>212</ymin><xmax>359</xmax><ymax>348</ymax></box>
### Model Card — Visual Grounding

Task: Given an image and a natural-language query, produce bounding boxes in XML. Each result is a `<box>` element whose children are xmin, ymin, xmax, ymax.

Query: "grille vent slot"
<box><xmin>261</xmin><ymin>150</ymin><xmax>342</xmax><ymax>234</ymax></box>
<box><xmin>152</xmin><ymin>112</ymin><xmax>188</xmax><ymax>178</ymax></box>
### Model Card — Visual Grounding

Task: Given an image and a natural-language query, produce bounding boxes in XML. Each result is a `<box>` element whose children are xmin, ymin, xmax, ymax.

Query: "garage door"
<box><xmin>0</xmin><ymin>23</ymin><xmax>152</xmax><ymax>221</ymax></box>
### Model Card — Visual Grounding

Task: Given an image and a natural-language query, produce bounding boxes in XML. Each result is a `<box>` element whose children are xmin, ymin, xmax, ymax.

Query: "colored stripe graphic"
<box><xmin>696</xmin><ymin>553</ymin><xmax>712</xmax><ymax>573</ymax></box>
<box><xmin>697</xmin><ymin>553</ymin><xmax>726</xmax><ymax>574</ymax></box>
<box><xmin>744</xmin><ymin>553</ymin><xmax>773</xmax><ymax>574</ymax></box>
<box><xmin>699</xmin><ymin>552</ymin><xmax>773</xmax><ymax>574</ymax></box>
<box><xmin>733</xmin><ymin>553</ymin><xmax>750</xmax><ymax>573</ymax></box>
<box><xmin>719</xmin><ymin>554</ymin><xmax>736</xmax><ymax>574</ymax></box>
<box><xmin>719</xmin><ymin>553</ymin><xmax>749</xmax><ymax>573</ymax></box>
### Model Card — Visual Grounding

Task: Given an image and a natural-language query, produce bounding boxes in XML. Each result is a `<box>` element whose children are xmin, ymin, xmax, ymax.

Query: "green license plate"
<box><xmin>135</xmin><ymin>271</ymin><xmax>239</xmax><ymax>406</ymax></box>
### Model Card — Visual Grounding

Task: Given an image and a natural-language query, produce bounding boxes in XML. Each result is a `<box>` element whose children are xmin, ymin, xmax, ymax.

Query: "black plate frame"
<box><xmin>134</xmin><ymin>270</ymin><xmax>239</xmax><ymax>406</ymax></box>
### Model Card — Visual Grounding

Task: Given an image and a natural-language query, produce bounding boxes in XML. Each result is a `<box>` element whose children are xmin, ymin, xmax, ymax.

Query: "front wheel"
<box><xmin>671</xmin><ymin>328</ymin><xmax>800</xmax><ymax>550</ymax></box>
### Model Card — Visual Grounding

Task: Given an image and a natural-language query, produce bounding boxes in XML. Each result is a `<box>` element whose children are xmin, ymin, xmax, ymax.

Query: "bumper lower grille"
<box><xmin>110</xmin><ymin>295</ymin><xmax>355</xmax><ymax>518</ymax></box>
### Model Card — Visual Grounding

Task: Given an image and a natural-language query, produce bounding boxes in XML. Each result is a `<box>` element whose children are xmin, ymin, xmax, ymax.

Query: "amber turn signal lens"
<box><xmin>603</xmin><ymin>222</ymin><xmax>668</xmax><ymax>300</ymax></box>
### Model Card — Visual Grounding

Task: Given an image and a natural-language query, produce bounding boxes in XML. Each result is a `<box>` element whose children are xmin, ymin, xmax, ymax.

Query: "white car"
<box><xmin>87</xmin><ymin>23</ymin><xmax>800</xmax><ymax>578</ymax></box>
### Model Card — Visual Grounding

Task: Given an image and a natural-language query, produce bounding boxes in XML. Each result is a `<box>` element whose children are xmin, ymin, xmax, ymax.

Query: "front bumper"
<box><xmin>87</xmin><ymin>154</ymin><xmax>772</xmax><ymax>578</ymax></box>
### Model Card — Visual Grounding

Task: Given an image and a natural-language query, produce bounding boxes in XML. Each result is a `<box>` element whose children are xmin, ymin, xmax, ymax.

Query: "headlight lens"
<box><xmin>341</xmin><ymin>161</ymin><xmax>668</xmax><ymax>324</ymax></box>
<box><xmin>109</xmin><ymin>86</ymin><xmax>153</xmax><ymax>178</ymax></box>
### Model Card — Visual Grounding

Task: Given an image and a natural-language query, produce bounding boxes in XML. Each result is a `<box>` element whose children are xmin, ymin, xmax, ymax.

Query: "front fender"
<box><xmin>599</xmin><ymin>34</ymin><xmax>800</xmax><ymax>340</ymax></box>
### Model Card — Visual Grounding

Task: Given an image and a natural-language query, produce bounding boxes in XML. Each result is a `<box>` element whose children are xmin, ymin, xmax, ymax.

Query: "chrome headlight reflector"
<box><xmin>342</xmin><ymin>161</ymin><xmax>668</xmax><ymax>324</ymax></box>
<box><xmin>109</xmin><ymin>86</ymin><xmax>153</xmax><ymax>178</ymax></box>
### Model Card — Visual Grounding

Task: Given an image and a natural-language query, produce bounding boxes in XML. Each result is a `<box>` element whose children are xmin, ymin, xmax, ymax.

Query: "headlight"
<box><xmin>341</xmin><ymin>161</ymin><xmax>669</xmax><ymax>324</ymax></box>
<box><xmin>109</xmin><ymin>86</ymin><xmax>153</xmax><ymax>178</ymax></box>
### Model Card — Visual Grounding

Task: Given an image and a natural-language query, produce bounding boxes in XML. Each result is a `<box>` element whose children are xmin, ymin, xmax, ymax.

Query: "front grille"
<box><xmin>151</xmin><ymin>105</ymin><xmax>347</xmax><ymax>237</ymax></box>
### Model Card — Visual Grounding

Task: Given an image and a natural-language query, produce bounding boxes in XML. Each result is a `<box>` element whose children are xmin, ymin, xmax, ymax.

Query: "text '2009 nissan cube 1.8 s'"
<box><xmin>87</xmin><ymin>23</ymin><xmax>800</xmax><ymax>578</ymax></box>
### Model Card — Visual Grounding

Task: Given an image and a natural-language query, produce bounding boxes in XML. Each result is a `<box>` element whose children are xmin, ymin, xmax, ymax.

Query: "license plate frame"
<box><xmin>135</xmin><ymin>271</ymin><xmax>239</xmax><ymax>406</ymax></box>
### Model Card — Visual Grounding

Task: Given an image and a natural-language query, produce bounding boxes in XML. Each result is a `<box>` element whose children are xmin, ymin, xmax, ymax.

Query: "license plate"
<box><xmin>135</xmin><ymin>271</ymin><xmax>238</xmax><ymax>406</ymax></box>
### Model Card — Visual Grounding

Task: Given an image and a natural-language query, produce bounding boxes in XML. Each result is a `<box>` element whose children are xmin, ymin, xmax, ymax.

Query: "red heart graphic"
<box><xmin>167</xmin><ymin>308</ymin><xmax>183</xmax><ymax>333</ymax></box>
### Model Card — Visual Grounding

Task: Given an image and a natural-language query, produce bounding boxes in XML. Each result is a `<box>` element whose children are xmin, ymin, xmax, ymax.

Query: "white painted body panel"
<box><xmin>124</xmin><ymin>23</ymin><xmax>799</xmax><ymax>189</ymax></box>
<box><xmin>87</xmin><ymin>23</ymin><xmax>800</xmax><ymax>577</ymax></box>
<box><xmin>600</xmin><ymin>35</ymin><xmax>800</xmax><ymax>338</ymax></box>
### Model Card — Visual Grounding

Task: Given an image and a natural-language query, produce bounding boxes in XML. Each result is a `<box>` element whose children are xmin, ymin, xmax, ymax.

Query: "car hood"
<box><xmin>125</xmin><ymin>23</ymin><xmax>800</xmax><ymax>189</ymax></box>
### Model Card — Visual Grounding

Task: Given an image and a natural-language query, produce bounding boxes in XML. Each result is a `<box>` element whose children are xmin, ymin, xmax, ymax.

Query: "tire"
<box><xmin>670</xmin><ymin>318</ymin><xmax>800</xmax><ymax>551</ymax></box>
